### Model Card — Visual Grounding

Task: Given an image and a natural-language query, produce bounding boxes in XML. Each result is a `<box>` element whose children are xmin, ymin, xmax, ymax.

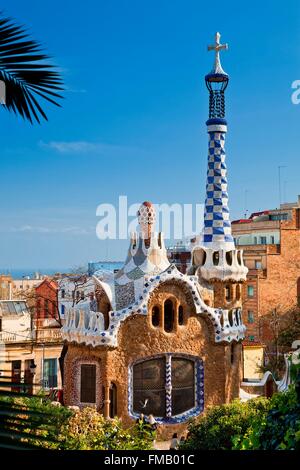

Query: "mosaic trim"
<box><xmin>203</xmin><ymin>130</ymin><xmax>235</xmax><ymax>251</ymax></box>
<box><xmin>127</xmin><ymin>353</ymin><xmax>204</xmax><ymax>424</ymax></box>
<box><xmin>69</xmin><ymin>356</ymin><xmax>103</xmax><ymax>410</ymax></box>
<box><xmin>62</xmin><ymin>266</ymin><xmax>246</xmax><ymax>346</ymax></box>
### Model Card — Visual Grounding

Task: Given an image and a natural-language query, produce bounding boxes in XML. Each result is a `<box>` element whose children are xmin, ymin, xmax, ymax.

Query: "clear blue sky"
<box><xmin>1</xmin><ymin>0</ymin><xmax>300</xmax><ymax>270</ymax></box>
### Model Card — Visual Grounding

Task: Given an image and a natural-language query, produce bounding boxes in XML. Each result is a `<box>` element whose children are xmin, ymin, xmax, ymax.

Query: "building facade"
<box><xmin>0</xmin><ymin>277</ymin><xmax>63</xmax><ymax>394</ymax></box>
<box><xmin>232</xmin><ymin>198</ymin><xmax>300</xmax><ymax>345</ymax></box>
<box><xmin>61</xmin><ymin>33</ymin><xmax>248</xmax><ymax>437</ymax></box>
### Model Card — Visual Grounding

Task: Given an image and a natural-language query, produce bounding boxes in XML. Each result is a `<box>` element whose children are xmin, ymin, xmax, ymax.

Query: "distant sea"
<box><xmin>0</xmin><ymin>262</ymin><xmax>123</xmax><ymax>279</ymax></box>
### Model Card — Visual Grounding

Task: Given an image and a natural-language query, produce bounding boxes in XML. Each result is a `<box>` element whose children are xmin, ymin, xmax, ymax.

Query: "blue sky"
<box><xmin>1</xmin><ymin>0</ymin><xmax>300</xmax><ymax>270</ymax></box>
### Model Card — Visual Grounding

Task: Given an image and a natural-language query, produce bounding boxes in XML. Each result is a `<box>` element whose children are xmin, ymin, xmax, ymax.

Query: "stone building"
<box><xmin>61</xmin><ymin>33</ymin><xmax>248</xmax><ymax>436</ymax></box>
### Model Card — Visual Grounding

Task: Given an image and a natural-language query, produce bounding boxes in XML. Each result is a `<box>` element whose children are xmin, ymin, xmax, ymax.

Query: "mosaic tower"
<box><xmin>192</xmin><ymin>32</ymin><xmax>248</xmax><ymax>284</ymax></box>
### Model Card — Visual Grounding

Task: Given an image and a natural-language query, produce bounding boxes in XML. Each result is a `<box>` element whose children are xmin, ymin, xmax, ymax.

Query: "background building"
<box><xmin>0</xmin><ymin>276</ymin><xmax>63</xmax><ymax>394</ymax></box>
<box><xmin>232</xmin><ymin>197</ymin><xmax>300</xmax><ymax>378</ymax></box>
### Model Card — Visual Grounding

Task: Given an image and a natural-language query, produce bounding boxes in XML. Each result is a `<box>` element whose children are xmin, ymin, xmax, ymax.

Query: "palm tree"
<box><xmin>0</xmin><ymin>13</ymin><xmax>63</xmax><ymax>123</ymax></box>
<box><xmin>0</xmin><ymin>13</ymin><xmax>63</xmax><ymax>449</ymax></box>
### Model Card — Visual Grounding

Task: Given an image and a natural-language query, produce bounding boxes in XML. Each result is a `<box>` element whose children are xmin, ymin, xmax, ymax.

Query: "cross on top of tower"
<box><xmin>207</xmin><ymin>32</ymin><xmax>228</xmax><ymax>76</ymax></box>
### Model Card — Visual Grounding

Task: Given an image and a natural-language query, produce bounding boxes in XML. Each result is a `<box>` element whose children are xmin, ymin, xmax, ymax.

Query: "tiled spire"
<box><xmin>202</xmin><ymin>33</ymin><xmax>235</xmax><ymax>251</ymax></box>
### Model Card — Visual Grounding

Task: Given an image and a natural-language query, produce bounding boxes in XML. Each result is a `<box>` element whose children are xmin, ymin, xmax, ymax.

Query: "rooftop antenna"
<box><xmin>244</xmin><ymin>189</ymin><xmax>249</xmax><ymax>218</ymax></box>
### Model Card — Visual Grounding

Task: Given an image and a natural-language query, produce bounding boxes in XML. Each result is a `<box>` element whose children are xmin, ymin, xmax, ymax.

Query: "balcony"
<box><xmin>35</xmin><ymin>328</ymin><xmax>62</xmax><ymax>343</ymax></box>
<box><xmin>0</xmin><ymin>330</ymin><xmax>33</xmax><ymax>343</ymax></box>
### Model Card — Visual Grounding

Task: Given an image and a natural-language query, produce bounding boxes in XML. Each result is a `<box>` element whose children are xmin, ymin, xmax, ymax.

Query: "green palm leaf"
<box><xmin>0</xmin><ymin>14</ymin><xmax>63</xmax><ymax>123</ymax></box>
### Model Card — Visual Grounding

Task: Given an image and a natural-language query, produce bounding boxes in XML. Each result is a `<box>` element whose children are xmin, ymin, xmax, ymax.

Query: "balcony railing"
<box><xmin>0</xmin><ymin>330</ymin><xmax>33</xmax><ymax>343</ymax></box>
<box><xmin>35</xmin><ymin>328</ymin><xmax>62</xmax><ymax>343</ymax></box>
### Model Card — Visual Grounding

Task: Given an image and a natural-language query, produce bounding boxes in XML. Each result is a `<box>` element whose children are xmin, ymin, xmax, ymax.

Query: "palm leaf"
<box><xmin>0</xmin><ymin>373</ymin><xmax>69</xmax><ymax>449</ymax></box>
<box><xmin>0</xmin><ymin>14</ymin><xmax>63</xmax><ymax>123</ymax></box>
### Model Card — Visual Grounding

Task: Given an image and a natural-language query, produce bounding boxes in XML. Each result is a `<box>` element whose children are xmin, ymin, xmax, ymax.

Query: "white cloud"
<box><xmin>38</xmin><ymin>140</ymin><xmax>146</xmax><ymax>157</ymax></box>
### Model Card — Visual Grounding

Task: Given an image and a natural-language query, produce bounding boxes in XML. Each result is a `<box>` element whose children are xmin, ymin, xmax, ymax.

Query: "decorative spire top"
<box><xmin>205</xmin><ymin>32</ymin><xmax>229</xmax><ymax>122</ymax></box>
<box><xmin>137</xmin><ymin>201</ymin><xmax>156</xmax><ymax>240</ymax></box>
<box><xmin>207</xmin><ymin>32</ymin><xmax>228</xmax><ymax>77</ymax></box>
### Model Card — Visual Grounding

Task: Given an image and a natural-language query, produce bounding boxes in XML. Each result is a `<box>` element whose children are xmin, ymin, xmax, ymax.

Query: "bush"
<box><xmin>59</xmin><ymin>407</ymin><xmax>155</xmax><ymax>450</ymax></box>
<box><xmin>181</xmin><ymin>397</ymin><xmax>270</xmax><ymax>450</ymax></box>
<box><xmin>0</xmin><ymin>396</ymin><xmax>155</xmax><ymax>450</ymax></box>
<box><xmin>234</xmin><ymin>387</ymin><xmax>300</xmax><ymax>450</ymax></box>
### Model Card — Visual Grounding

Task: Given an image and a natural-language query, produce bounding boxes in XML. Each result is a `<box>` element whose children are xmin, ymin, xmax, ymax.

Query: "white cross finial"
<box><xmin>207</xmin><ymin>32</ymin><xmax>228</xmax><ymax>75</ymax></box>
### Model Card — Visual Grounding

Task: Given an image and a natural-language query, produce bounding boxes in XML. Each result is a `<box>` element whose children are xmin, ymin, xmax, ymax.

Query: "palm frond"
<box><xmin>0</xmin><ymin>14</ymin><xmax>63</xmax><ymax>123</ymax></box>
<box><xmin>0</xmin><ymin>374</ymin><xmax>69</xmax><ymax>449</ymax></box>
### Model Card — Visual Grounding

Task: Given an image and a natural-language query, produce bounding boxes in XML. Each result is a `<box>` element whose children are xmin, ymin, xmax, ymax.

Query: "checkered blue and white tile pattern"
<box><xmin>203</xmin><ymin>129</ymin><xmax>235</xmax><ymax>250</ymax></box>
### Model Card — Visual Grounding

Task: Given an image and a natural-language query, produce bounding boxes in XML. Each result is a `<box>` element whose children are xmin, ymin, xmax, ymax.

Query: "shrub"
<box><xmin>59</xmin><ymin>407</ymin><xmax>155</xmax><ymax>450</ymax></box>
<box><xmin>234</xmin><ymin>387</ymin><xmax>300</xmax><ymax>450</ymax></box>
<box><xmin>181</xmin><ymin>397</ymin><xmax>270</xmax><ymax>450</ymax></box>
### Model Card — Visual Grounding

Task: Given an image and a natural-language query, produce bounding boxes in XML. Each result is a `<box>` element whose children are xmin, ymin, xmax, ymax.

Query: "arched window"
<box><xmin>109</xmin><ymin>383</ymin><xmax>117</xmax><ymax>418</ymax></box>
<box><xmin>225</xmin><ymin>285</ymin><xmax>232</xmax><ymax>302</ymax></box>
<box><xmin>131</xmin><ymin>355</ymin><xmax>203</xmax><ymax>420</ymax></box>
<box><xmin>213</xmin><ymin>251</ymin><xmax>219</xmax><ymax>266</ymax></box>
<box><xmin>226</xmin><ymin>251</ymin><xmax>233</xmax><ymax>265</ymax></box>
<box><xmin>164</xmin><ymin>299</ymin><xmax>174</xmax><ymax>332</ymax></box>
<box><xmin>152</xmin><ymin>306</ymin><xmax>160</xmax><ymax>327</ymax></box>
<box><xmin>178</xmin><ymin>305</ymin><xmax>184</xmax><ymax>326</ymax></box>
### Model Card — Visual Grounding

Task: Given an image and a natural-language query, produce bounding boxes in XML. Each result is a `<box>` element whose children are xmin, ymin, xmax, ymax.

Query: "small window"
<box><xmin>270</xmin><ymin>236</ymin><xmax>275</xmax><ymax>244</ymax></box>
<box><xmin>247</xmin><ymin>311</ymin><xmax>254</xmax><ymax>323</ymax></box>
<box><xmin>61</xmin><ymin>289</ymin><xmax>65</xmax><ymax>299</ymax></box>
<box><xmin>248</xmin><ymin>335</ymin><xmax>255</xmax><ymax>342</ymax></box>
<box><xmin>260</xmin><ymin>236</ymin><xmax>267</xmax><ymax>245</ymax></box>
<box><xmin>253</xmin><ymin>237</ymin><xmax>257</xmax><ymax>245</ymax></box>
<box><xmin>213</xmin><ymin>252</ymin><xmax>219</xmax><ymax>266</ymax></box>
<box><xmin>247</xmin><ymin>285</ymin><xmax>254</xmax><ymax>297</ymax></box>
<box><xmin>255</xmin><ymin>260</ymin><xmax>262</xmax><ymax>269</ymax></box>
<box><xmin>164</xmin><ymin>299</ymin><xmax>174</xmax><ymax>333</ymax></box>
<box><xmin>178</xmin><ymin>306</ymin><xmax>184</xmax><ymax>325</ymax></box>
<box><xmin>237</xmin><ymin>251</ymin><xmax>242</xmax><ymax>265</ymax></box>
<box><xmin>109</xmin><ymin>383</ymin><xmax>117</xmax><ymax>418</ymax></box>
<box><xmin>80</xmin><ymin>364</ymin><xmax>96</xmax><ymax>403</ymax></box>
<box><xmin>226</xmin><ymin>251</ymin><xmax>233</xmax><ymax>266</ymax></box>
<box><xmin>81</xmin><ymin>291</ymin><xmax>85</xmax><ymax>300</ymax></box>
<box><xmin>61</xmin><ymin>304</ymin><xmax>65</xmax><ymax>316</ymax></box>
<box><xmin>152</xmin><ymin>306</ymin><xmax>160</xmax><ymax>327</ymax></box>
<box><xmin>0</xmin><ymin>318</ymin><xmax>2</xmax><ymax>331</ymax></box>
<box><xmin>225</xmin><ymin>285</ymin><xmax>232</xmax><ymax>301</ymax></box>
